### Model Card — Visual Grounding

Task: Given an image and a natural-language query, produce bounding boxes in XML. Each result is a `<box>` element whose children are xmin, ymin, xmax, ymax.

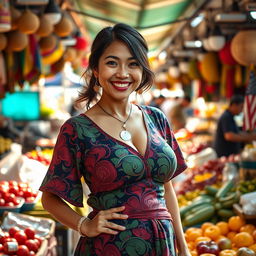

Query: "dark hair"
<box><xmin>230</xmin><ymin>95</ymin><xmax>244</xmax><ymax>105</ymax></box>
<box><xmin>75</xmin><ymin>23</ymin><xmax>154</xmax><ymax>110</ymax></box>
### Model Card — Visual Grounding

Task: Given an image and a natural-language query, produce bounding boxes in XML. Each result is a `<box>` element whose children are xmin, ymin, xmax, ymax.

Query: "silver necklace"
<box><xmin>97</xmin><ymin>103</ymin><xmax>132</xmax><ymax>141</ymax></box>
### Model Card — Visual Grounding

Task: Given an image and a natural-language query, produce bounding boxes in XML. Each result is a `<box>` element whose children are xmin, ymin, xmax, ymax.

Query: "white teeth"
<box><xmin>112</xmin><ymin>83</ymin><xmax>129</xmax><ymax>88</ymax></box>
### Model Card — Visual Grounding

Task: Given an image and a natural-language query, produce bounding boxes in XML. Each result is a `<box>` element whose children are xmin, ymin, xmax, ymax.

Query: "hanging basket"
<box><xmin>10</xmin><ymin>6</ymin><xmax>21</xmax><ymax>30</ymax></box>
<box><xmin>54</xmin><ymin>15</ymin><xmax>74</xmax><ymax>37</ymax></box>
<box><xmin>0</xmin><ymin>33</ymin><xmax>7</xmax><ymax>51</ymax></box>
<box><xmin>0</xmin><ymin>0</ymin><xmax>11</xmax><ymax>32</ymax></box>
<box><xmin>231</xmin><ymin>30</ymin><xmax>256</xmax><ymax>66</ymax></box>
<box><xmin>5</xmin><ymin>30</ymin><xmax>28</xmax><ymax>52</ymax></box>
<box><xmin>36</xmin><ymin>16</ymin><xmax>53</xmax><ymax>37</ymax></box>
<box><xmin>17</xmin><ymin>9</ymin><xmax>40</xmax><ymax>34</ymax></box>
<box><xmin>39</xmin><ymin>34</ymin><xmax>57</xmax><ymax>52</ymax></box>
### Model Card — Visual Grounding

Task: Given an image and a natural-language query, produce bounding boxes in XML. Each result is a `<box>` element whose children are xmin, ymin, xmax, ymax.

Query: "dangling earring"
<box><xmin>94</xmin><ymin>78</ymin><xmax>101</xmax><ymax>93</ymax></box>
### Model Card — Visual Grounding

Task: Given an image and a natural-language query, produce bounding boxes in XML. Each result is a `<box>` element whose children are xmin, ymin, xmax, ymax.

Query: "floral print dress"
<box><xmin>39</xmin><ymin>105</ymin><xmax>187</xmax><ymax>256</ymax></box>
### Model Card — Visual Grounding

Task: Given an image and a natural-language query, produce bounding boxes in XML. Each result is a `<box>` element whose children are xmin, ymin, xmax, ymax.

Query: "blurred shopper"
<box><xmin>213</xmin><ymin>95</ymin><xmax>256</xmax><ymax>157</ymax></box>
<box><xmin>0</xmin><ymin>115</ymin><xmax>21</xmax><ymax>142</ymax></box>
<box><xmin>39</xmin><ymin>23</ymin><xmax>190</xmax><ymax>256</ymax></box>
<box><xmin>169</xmin><ymin>96</ymin><xmax>192</xmax><ymax>132</ymax></box>
<box><xmin>149</xmin><ymin>94</ymin><xmax>166</xmax><ymax>109</ymax></box>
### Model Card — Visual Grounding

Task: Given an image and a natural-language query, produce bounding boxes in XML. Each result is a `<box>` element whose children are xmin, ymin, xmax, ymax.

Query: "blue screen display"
<box><xmin>1</xmin><ymin>92</ymin><xmax>40</xmax><ymax>121</ymax></box>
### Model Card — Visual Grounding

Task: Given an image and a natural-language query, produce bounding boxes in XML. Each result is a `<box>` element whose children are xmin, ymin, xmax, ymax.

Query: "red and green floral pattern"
<box><xmin>40</xmin><ymin>106</ymin><xmax>187</xmax><ymax>255</ymax></box>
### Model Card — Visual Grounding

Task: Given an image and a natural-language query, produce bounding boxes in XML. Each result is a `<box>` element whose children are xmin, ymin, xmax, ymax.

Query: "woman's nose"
<box><xmin>116</xmin><ymin>66</ymin><xmax>129</xmax><ymax>78</ymax></box>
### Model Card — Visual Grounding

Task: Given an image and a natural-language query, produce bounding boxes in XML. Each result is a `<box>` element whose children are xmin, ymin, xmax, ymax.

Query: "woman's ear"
<box><xmin>93</xmin><ymin>69</ymin><xmax>98</xmax><ymax>78</ymax></box>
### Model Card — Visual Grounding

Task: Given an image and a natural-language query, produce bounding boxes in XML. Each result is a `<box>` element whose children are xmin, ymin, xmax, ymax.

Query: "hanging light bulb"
<box><xmin>208</xmin><ymin>25</ymin><xmax>226</xmax><ymax>51</ymax></box>
<box><xmin>44</xmin><ymin>0</ymin><xmax>61</xmax><ymax>25</ymax></box>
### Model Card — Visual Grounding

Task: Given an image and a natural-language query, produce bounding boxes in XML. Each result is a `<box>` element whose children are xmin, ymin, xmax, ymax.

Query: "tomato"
<box><xmin>25</xmin><ymin>240</ymin><xmax>38</xmax><ymax>252</ymax></box>
<box><xmin>18</xmin><ymin>182</ymin><xmax>28</xmax><ymax>189</ymax></box>
<box><xmin>8</xmin><ymin>186</ymin><xmax>19</xmax><ymax>196</ymax></box>
<box><xmin>12</xmin><ymin>197</ymin><xmax>21</xmax><ymax>206</ymax></box>
<box><xmin>29</xmin><ymin>251</ymin><xmax>36</xmax><ymax>255</ymax></box>
<box><xmin>17</xmin><ymin>245</ymin><xmax>29</xmax><ymax>256</ymax></box>
<box><xmin>24</xmin><ymin>228</ymin><xmax>35</xmax><ymax>240</ymax></box>
<box><xmin>25</xmin><ymin>197</ymin><xmax>35</xmax><ymax>203</ymax></box>
<box><xmin>5</xmin><ymin>202</ymin><xmax>15</xmax><ymax>207</ymax></box>
<box><xmin>0</xmin><ymin>198</ymin><xmax>5</xmax><ymax>206</ymax></box>
<box><xmin>14</xmin><ymin>231</ymin><xmax>27</xmax><ymax>245</ymax></box>
<box><xmin>9</xmin><ymin>180</ymin><xmax>19</xmax><ymax>187</ymax></box>
<box><xmin>4</xmin><ymin>193</ymin><xmax>15</xmax><ymax>203</ymax></box>
<box><xmin>0</xmin><ymin>243</ymin><xmax>3</xmax><ymax>252</ymax></box>
<box><xmin>9</xmin><ymin>227</ymin><xmax>20</xmax><ymax>238</ymax></box>
<box><xmin>23</xmin><ymin>189</ymin><xmax>33</xmax><ymax>199</ymax></box>
<box><xmin>34</xmin><ymin>235</ymin><xmax>43</xmax><ymax>247</ymax></box>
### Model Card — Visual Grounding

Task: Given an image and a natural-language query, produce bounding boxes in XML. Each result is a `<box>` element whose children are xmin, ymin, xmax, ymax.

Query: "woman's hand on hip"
<box><xmin>81</xmin><ymin>206</ymin><xmax>128</xmax><ymax>237</ymax></box>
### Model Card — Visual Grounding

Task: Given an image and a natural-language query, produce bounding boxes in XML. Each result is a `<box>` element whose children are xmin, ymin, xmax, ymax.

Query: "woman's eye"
<box><xmin>106</xmin><ymin>61</ymin><xmax>117</xmax><ymax>66</ymax></box>
<box><xmin>129</xmin><ymin>62</ymin><xmax>139</xmax><ymax>67</ymax></box>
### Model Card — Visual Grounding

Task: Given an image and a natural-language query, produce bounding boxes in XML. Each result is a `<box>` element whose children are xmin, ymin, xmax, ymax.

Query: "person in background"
<box><xmin>168</xmin><ymin>96</ymin><xmax>192</xmax><ymax>132</ymax></box>
<box><xmin>39</xmin><ymin>23</ymin><xmax>190</xmax><ymax>256</ymax></box>
<box><xmin>213</xmin><ymin>95</ymin><xmax>256</xmax><ymax>157</ymax></box>
<box><xmin>149</xmin><ymin>94</ymin><xmax>166</xmax><ymax>109</ymax></box>
<box><xmin>0</xmin><ymin>114</ymin><xmax>21</xmax><ymax>142</ymax></box>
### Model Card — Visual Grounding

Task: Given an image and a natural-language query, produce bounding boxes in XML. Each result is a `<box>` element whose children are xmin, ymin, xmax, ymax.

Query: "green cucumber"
<box><xmin>180</xmin><ymin>198</ymin><xmax>214</xmax><ymax>218</ymax></box>
<box><xmin>219</xmin><ymin>191</ymin><xmax>237</xmax><ymax>202</ymax></box>
<box><xmin>216</xmin><ymin>180</ymin><xmax>234</xmax><ymax>199</ymax></box>
<box><xmin>183</xmin><ymin>205</ymin><xmax>215</xmax><ymax>227</ymax></box>
<box><xmin>217</xmin><ymin>209</ymin><xmax>235</xmax><ymax>218</ymax></box>
<box><xmin>184</xmin><ymin>203</ymin><xmax>214</xmax><ymax>218</ymax></box>
<box><xmin>205</xmin><ymin>186</ymin><xmax>218</xmax><ymax>196</ymax></box>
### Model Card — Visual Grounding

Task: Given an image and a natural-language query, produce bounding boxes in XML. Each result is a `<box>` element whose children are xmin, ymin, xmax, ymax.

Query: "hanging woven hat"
<box><xmin>17</xmin><ymin>9</ymin><xmax>40</xmax><ymax>34</ymax></box>
<box><xmin>5</xmin><ymin>30</ymin><xmax>28</xmax><ymax>52</ymax></box>
<box><xmin>54</xmin><ymin>14</ymin><xmax>73</xmax><ymax>37</ymax></box>
<box><xmin>0</xmin><ymin>0</ymin><xmax>11</xmax><ymax>32</ymax></box>
<box><xmin>36</xmin><ymin>15</ymin><xmax>53</xmax><ymax>37</ymax></box>
<box><xmin>0</xmin><ymin>33</ymin><xmax>7</xmax><ymax>51</ymax></box>
<box><xmin>10</xmin><ymin>6</ymin><xmax>21</xmax><ymax>30</ymax></box>
<box><xmin>39</xmin><ymin>34</ymin><xmax>57</xmax><ymax>52</ymax></box>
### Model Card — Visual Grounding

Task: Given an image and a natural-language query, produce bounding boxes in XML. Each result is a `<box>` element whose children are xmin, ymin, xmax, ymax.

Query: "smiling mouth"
<box><xmin>111</xmin><ymin>82</ymin><xmax>131</xmax><ymax>88</ymax></box>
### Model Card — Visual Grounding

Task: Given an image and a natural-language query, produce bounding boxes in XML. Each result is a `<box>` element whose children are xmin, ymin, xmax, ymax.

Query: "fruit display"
<box><xmin>0</xmin><ymin>181</ymin><xmax>39</xmax><ymax>215</ymax></box>
<box><xmin>24</xmin><ymin>148</ymin><xmax>53</xmax><ymax>166</ymax></box>
<box><xmin>237</xmin><ymin>180</ymin><xmax>256</xmax><ymax>194</ymax></box>
<box><xmin>185</xmin><ymin>215</ymin><xmax>256</xmax><ymax>256</ymax></box>
<box><xmin>0</xmin><ymin>226</ymin><xmax>45</xmax><ymax>255</ymax></box>
<box><xmin>181</xmin><ymin>180</ymin><xmax>240</xmax><ymax>228</ymax></box>
<box><xmin>176</xmin><ymin>158</ymin><xmax>225</xmax><ymax>195</ymax></box>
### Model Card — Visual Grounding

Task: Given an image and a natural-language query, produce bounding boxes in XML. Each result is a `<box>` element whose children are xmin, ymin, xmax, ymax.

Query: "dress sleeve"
<box><xmin>39</xmin><ymin>119</ymin><xmax>84</xmax><ymax>207</ymax></box>
<box><xmin>161</xmin><ymin>110</ymin><xmax>187</xmax><ymax>179</ymax></box>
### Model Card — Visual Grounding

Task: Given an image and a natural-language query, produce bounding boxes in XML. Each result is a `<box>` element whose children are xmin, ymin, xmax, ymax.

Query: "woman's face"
<box><xmin>94</xmin><ymin>40</ymin><xmax>143</xmax><ymax>101</ymax></box>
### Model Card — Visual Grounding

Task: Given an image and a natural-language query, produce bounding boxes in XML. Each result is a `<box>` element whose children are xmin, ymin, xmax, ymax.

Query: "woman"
<box><xmin>40</xmin><ymin>23</ymin><xmax>190</xmax><ymax>256</ymax></box>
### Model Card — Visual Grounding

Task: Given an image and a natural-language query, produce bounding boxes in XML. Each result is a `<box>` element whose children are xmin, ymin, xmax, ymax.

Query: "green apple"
<box><xmin>217</xmin><ymin>238</ymin><xmax>232</xmax><ymax>250</ymax></box>
<box><xmin>237</xmin><ymin>247</ymin><xmax>256</xmax><ymax>256</ymax></box>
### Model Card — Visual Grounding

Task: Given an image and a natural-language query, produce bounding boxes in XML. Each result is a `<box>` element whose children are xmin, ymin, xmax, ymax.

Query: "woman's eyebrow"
<box><xmin>104</xmin><ymin>55</ymin><xmax>135</xmax><ymax>60</ymax></box>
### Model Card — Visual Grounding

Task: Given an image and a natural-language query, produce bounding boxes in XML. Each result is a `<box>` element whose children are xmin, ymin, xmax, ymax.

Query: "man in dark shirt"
<box><xmin>214</xmin><ymin>95</ymin><xmax>256</xmax><ymax>157</ymax></box>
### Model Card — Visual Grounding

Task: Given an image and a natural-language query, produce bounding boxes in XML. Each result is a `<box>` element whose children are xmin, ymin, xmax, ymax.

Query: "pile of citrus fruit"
<box><xmin>185</xmin><ymin>216</ymin><xmax>256</xmax><ymax>256</ymax></box>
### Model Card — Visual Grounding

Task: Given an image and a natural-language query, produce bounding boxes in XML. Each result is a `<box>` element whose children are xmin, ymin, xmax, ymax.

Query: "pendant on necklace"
<box><xmin>120</xmin><ymin>130</ymin><xmax>132</xmax><ymax>141</ymax></box>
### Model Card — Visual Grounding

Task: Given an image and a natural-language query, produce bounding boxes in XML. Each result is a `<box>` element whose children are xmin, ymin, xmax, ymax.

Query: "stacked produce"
<box><xmin>0</xmin><ymin>226</ymin><xmax>44</xmax><ymax>255</ymax></box>
<box><xmin>25</xmin><ymin>148</ymin><xmax>53</xmax><ymax>166</ymax></box>
<box><xmin>181</xmin><ymin>180</ymin><xmax>240</xmax><ymax>227</ymax></box>
<box><xmin>185</xmin><ymin>215</ymin><xmax>256</xmax><ymax>256</ymax></box>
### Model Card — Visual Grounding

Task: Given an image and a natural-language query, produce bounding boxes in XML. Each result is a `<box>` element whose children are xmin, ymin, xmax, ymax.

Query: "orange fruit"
<box><xmin>227</xmin><ymin>231</ymin><xmax>237</xmax><ymax>242</ymax></box>
<box><xmin>185</xmin><ymin>227</ymin><xmax>201</xmax><ymax>236</ymax></box>
<box><xmin>190</xmin><ymin>250</ymin><xmax>198</xmax><ymax>256</ymax></box>
<box><xmin>240</xmin><ymin>224</ymin><xmax>256</xmax><ymax>235</ymax></box>
<box><xmin>200</xmin><ymin>254</ymin><xmax>216</xmax><ymax>256</ymax></box>
<box><xmin>187</xmin><ymin>241</ymin><xmax>195</xmax><ymax>250</ymax></box>
<box><xmin>215</xmin><ymin>235</ymin><xmax>227</xmax><ymax>242</ymax></box>
<box><xmin>204</xmin><ymin>225</ymin><xmax>221</xmax><ymax>240</ymax></box>
<box><xmin>228</xmin><ymin>216</ymin><xmax>245</xmax><ymax>232</ymax></box>
<box><xmin>201</xmin><ymin>222</ymin><xmax>214</xmax><ymax>232</ymax></box>
<box><xmin>216</xmin><ymin>221</ymin><xmax>229</xmax><ymax>235</ymax></box>
<box><xmin>194</xmin><ymin>236</ymin><xmax>211</xmax><ymax>246</ymax></box>
<box><xmin>249</xmin><ymin>244</ymin><xmax>256</xmax><ymax>253</ymax></box>
<box><xmin>219</xmin><ymin>249</ymin><xmax>237</xmax><ymax>256</ymax></box>
<box><xmin>253</xmin><ymin>230</ymin><xmax>256</xmax><ymax>241</ymax></box>
<box><xmin>233</xmin><ymin>231</ymin><xmax>254</xmax><ymax>248</ymax></box>
<box><xmin>186</xmin><ymin>229</ymin><xmax>203</xmax><ymax>242</ymax></box>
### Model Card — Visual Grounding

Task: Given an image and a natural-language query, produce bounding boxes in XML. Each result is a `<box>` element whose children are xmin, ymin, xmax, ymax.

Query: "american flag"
<box><xmin>243</xmin><ymin>70</ymin><xmax>256</xmax><ymax>131</ymax></box>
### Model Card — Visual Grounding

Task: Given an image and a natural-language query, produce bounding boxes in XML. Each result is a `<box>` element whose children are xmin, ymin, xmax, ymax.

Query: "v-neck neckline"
<box><xmin>80</xmin><ymin>105</ymin><xmax>150</xmax><ymax>159</ymax></box>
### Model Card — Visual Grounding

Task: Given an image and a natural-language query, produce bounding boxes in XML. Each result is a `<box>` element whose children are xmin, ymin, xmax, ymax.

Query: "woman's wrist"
<box><xmin>77</xmin><ymin>216</ymin><xmax>89</xmax><ymax>236</ymax></box>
